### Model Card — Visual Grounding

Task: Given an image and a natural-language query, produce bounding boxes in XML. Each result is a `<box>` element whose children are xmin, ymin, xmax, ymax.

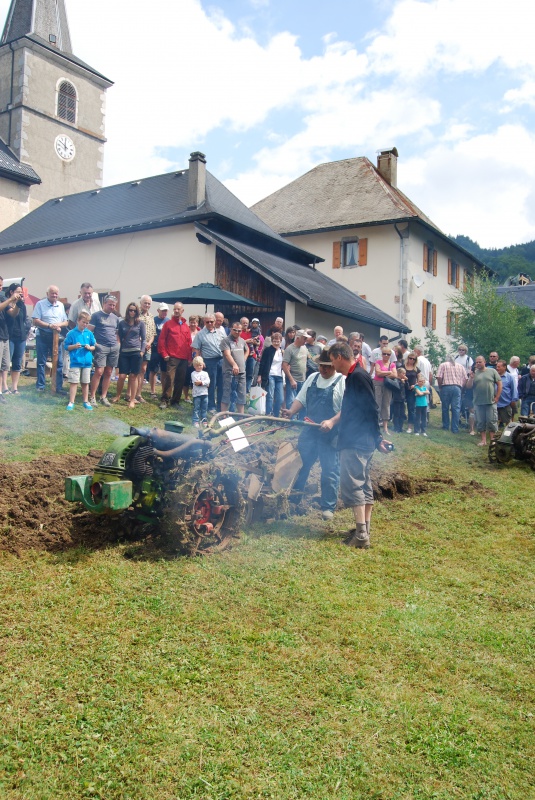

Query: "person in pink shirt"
<box><xmin>373</xmin><ymin>347</ymin><xmax>397</xmax><ymax>435</ymax></box>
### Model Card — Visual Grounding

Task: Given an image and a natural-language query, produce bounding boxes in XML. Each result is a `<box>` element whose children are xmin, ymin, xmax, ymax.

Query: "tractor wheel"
<box><xmin>160</xmin><ymin>465</ymin><xmax>243</xmax><ymax>556</ymax></box>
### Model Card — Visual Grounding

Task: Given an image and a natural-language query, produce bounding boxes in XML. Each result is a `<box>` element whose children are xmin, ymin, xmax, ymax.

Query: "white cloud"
<box><xmin>401</xmin><ymin>125</ymin><xmax>535</xmax><ymax>247</ymax></box>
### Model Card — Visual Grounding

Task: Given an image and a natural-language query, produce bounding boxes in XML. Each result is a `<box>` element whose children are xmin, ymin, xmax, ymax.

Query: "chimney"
<box><xmin>377</xmin><ymin>147</ymin><xmax>398</xmax><ymax>188</ymax></box>
<box><xmin>188</xmin><ymin>151</ymin><xmax>207</xmax><ymax>209</ymax></box>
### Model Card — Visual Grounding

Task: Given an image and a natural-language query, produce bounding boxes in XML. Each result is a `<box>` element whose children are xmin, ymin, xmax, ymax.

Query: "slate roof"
<box><xmin>1</xmin><ymin>1</ymin><xmax>112</xmax><ymax>83</ymax></box>
<box><xmin>251</xmin><ymin>157</ymin><xmax>441</xmax><ymax>233</ymax></box>
<box><xmin>251</xmin><ymin>156</ymin><xmax>488</xmax><ymax>269</ymax></box>
<box><xmin>2</xmin><ymin>0</ymin><xmax>72</xmax><ymax>51</ymax></box>
<box><xmin>196</xmin><ymin>223</ymin><xmax>410</xmax><ymax>333</ymax></box>
<box><xmin>0</xmin><ymin>138</ymin><xmax>41</xmax><ymax>185</ymax></box>
<box><xmin>496</xmin><ymin>284</ymin><xmax>535</xmax><ymax>312</ymax></box>
<box><xmin>0</xmin><ymin>168</ymin><xmax>317</xmax><ymax>262</ymax></box>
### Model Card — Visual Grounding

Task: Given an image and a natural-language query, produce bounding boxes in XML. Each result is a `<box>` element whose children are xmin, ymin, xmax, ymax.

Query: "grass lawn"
<box><xmin>0</xmin><ymin>381</ymin><xmax>534</xmax><ymax>799</ymax></box>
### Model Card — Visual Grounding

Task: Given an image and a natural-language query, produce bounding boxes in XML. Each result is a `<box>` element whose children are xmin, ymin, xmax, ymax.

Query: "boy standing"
<box><xmin>413</xmin><ymin>373</ymin><xmax>430</xmax><ymax>436</ymax></box>
<box><xmin>64</xmin><ymin>311</ymin><xmax>96</xmax><ymax>410</ymax></box>
<box><xmin>191</xmin><ymin>356</ymin><xmax>210</xmax><ymax>427</ymax></box>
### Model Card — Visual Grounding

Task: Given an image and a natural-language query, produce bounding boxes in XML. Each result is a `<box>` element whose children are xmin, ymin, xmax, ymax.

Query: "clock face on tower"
<box><xmin>54</xmin><ymin>134</ymin><xmax>76</xmax><ymax>161</ymax></box>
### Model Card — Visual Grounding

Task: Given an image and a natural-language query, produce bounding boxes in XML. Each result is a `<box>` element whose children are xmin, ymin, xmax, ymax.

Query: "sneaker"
<box><xmin>66</xmin><ymin>402</ymin><xmax>74</xmax><ymax>410</ymax></box>
<box><xmin>100</xmin><ymin>396</ymin><xmax>111</xmax><ymax>407</ymax></box>
<box><xmin>193</xmin><ymin>421</ymin><xmax>200</xmax><ymax>428</ymax></box>
<box><xmin>83</xmin><ymin>401</ymin><xmax>93</xmax><ymax>410</ymax></box>
<box><xmin>184</xmin><ymin>398</ymin><xmax>193</xmax><ymax>404</ymax></box>
<box><xmin>407</xmin><ymin>427</ymin><xmax>413</xmax><ymax>434</ymax></box>
<box><xmin>322</xmin><ymin>510</ymin><xmax>334</xmax><ymax>521</ymax></box>
<box><xmin>201</xmin><ymin>418</ymin><xmax>208</xmax><ymax>426</ymax></box>
<box><xmin>159</xmin><ymin>401</ymin><xmax>168</xmax><ymax>410</ymax></box>
<box><xmin>414</xmin><ymin>432</ymin><xmax>420</xmax><ymax>436</ymax></box>
<box><xmin>422</xmin><ymin>432</ymin><xmax>428</xmax><ymax>437</ymax></box>
<box><xmin>89</xmin><ymin>396</ymin><xmax>96</xmax><ymax>405</ymax></box>
<box><xmin>36</xmin><ymin>387</ymin><xmax>45</xmax><ymax>392</ymax></box>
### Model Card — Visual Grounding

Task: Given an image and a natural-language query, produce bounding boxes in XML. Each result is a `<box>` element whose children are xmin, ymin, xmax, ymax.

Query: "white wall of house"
<box><xmin>0</xmin><ymin>224</ymin><xmax>216</xmax><ymax>317</ymax></box>
<box><xmin>285</xmin><ymin>299</ymin><xmax>379</xmax><ymax>344</ymax></box>
<box><xmin>0</xmin><ymin>179</ymin><xmax>31</xmax><ymax>231</ymax></box>
<box><xmin>285</xmin><ymin>222</ymin><xmax>478</xmax><ymax>343</ymax></box>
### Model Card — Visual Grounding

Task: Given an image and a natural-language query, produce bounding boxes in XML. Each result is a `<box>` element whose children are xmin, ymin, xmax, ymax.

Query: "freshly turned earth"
<box><xmin>0</xmin><ymin>451</ymin><xmax>478</xmax><ymax>555</ymax></box>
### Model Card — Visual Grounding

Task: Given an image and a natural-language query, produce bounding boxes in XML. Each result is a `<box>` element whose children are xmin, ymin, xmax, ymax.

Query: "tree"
<box><xmin>423</xmin><ymin>329</ymin><xmax>448</xmax><ymax>372</ymax></box>
<box><xmin>448</xmin><ymin>276</ymin><xmax>533</xmax><ymax>361</ymax></box>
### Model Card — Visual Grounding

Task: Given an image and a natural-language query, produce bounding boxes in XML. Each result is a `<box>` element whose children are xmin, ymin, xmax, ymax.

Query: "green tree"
<box><xmin>423</xmin><ymin>329</ymin><xmax>448</xmax><ymax>372</ymax></box>
<box><xmin>448</xmin><ymin>276</ymin><xmax>533</xmax><ymax>361</ymax></box>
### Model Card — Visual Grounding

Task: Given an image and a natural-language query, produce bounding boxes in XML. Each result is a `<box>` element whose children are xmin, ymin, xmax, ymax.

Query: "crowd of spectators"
<box><xmin>0</xmin><ymin>278</ymin><xmax>534</xmax><ymax>443</ymax></box>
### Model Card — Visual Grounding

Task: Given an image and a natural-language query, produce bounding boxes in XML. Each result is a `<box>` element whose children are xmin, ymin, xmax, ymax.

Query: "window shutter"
<box><xmin>455</xmin><ymin>313</ymin><xmax>460</xmax><ymax>332</ymax></box>
<box><xmin>455</xmin><ymin>266</ymin><xmax>460</xmax><ymax>289</ymax></box>
<box><xmin>446</xmin><ymin>310</ymin><xmax>451</xmax><ymax>336</ymax></box>
<box><xmin>358</xmin><ymin>238</ymin><xmax>368</xmax><ymax>266</ymax></box>
<box><xmin>333</xmin><ymin>241</ymin><xmax>341</xmax><ymax>269</ymax></box>
<box><xmin>432</xmin><ymin>303</ymin><xmax>437</xmax><ymax>330</ymax></box>
<box><xmin>433</xmin><ymin>250</ymin><xmax>438</xmax><ymax>276</ymax></box>
<box><xmin>463</xmin><ymin>268</ymin><xmax>467</xmax><ymax>292</ymax></box>
<box><xmin>447</xmin><ymin>259</ymin><xmax>452</xmax><ymax>285</ymax></box>
<box><xmin>423</xmin><ymin>244</ymin><xmax>429</xmax><ymax>272</ymax></box>
<box><xmin>422</xmin><ymin>300</ymin><xmax>427</xmax><ymax>327</ymax></box>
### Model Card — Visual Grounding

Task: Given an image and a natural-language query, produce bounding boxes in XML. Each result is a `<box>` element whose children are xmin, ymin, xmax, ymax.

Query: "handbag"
<box><xmin>247</xmin><ymin>385</ymin><xmax>267</xmax><ymax>415</ymax></box>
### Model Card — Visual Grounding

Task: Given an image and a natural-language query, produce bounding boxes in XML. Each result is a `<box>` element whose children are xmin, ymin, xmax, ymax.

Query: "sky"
<box><xmin>2</xmin><ymin>0</ymin><xmax>535</xmax><ymax>248</ymax></box>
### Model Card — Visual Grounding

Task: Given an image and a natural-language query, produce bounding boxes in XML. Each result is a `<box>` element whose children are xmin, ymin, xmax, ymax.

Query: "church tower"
<box><xmin>0</xmin><ymin>0</ymin><xmax>112</xmax><ymax>228</ymax></box>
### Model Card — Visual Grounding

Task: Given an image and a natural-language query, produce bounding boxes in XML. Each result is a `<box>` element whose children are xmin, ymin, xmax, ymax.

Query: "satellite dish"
<box><xmin>412</xmin><ymin>275</ymin><xmax>424</xmax><ymax>288</ymax></box>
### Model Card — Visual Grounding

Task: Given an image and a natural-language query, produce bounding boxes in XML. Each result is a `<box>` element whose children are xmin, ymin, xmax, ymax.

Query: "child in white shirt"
<box><xmin>191</xmin><ymin>356</ymin><xmax>210</xmax><ymax>427</ymax></box>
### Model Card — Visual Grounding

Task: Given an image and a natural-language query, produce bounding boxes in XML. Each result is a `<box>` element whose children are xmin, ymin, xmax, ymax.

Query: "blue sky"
<box><xmin>2</xmin><ymin>0</ymin><xmax>535</xmax><ymax>248</ymax></box>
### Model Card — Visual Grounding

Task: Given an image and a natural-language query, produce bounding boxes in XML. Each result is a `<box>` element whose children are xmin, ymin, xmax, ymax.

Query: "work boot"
<box><xmin>344</xmin><ymin>524</ymin><xmax>370</xmax><ymax>549</ymax></box>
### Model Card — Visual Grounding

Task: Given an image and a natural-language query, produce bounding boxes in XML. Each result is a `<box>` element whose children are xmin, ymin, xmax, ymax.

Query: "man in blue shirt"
<box><xmin>32</xmin><ymin>285</ymin><xmax>68</xmax><ymax>394</ymax></box>
<box><xmin>496</xmin><ymin>359</ymin><xmax>518</xmax><ymax>428</ymax></box>
<box><xmin>193</xmin><ymin>314</ymin><xmax>226</xmax><ymax>413</ymax></box>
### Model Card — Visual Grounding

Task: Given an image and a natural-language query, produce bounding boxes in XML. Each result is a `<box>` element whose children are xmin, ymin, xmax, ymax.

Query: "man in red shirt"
<box><xmin>157</xmin><ymin>302</ymin><xmax>192</xmax><ymax>409</ymax></box>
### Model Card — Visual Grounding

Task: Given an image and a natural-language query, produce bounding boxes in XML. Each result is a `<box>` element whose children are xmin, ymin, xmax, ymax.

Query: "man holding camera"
<box><xmin>329</xmin><ymin>341</ymin><xmax>392</xmax><ymax>549</ymax></box>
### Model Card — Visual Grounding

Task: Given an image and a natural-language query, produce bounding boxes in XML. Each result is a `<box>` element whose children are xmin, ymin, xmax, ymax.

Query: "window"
<box><xmin>448</xmin><ymin>259</ymin><xmax>460</xmax><ymax>288</ymax></box>
<box><xmin>422</xmin><ymin>300</ymin><xmax>436</xmax><ymax>330</ymax></box>
<box><xmin>332</xmin><ymin>238</ymin><xmax>367</xmax><ymax>269</ymax></box>
<box><xmin>463</xmin><ymin>268</ymin><xmax>473</xmax><ymax>291</ymax></box>
<box><xmin>423</xmin><ymin>242</ymin><xmax>437</xmax><ymax>275</ymax></box>
<box><xmin>446</xmin><ymin>310</ymin><xmax>460</xmax><ymax>336</ymax></box>
<box><xmin>57</xmin><ymin>80</ymin><xmax>77</xmax><ymax>123</ymax></box>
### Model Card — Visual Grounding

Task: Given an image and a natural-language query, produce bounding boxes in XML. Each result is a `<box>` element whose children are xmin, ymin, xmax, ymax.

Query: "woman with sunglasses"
<box><xmin>113</xmin><ymin>302</ymin><xmax>146</xmax><ymax>409</ymax></box>
<box><xmin>404</xmin><ymin>352</ymin><xmax>421</xmax><ymax>433</ymax></box>
<box><xmin>373</xmin><ymin>347</ymin><xmax>398</xmax><ymax>435</ymax></box>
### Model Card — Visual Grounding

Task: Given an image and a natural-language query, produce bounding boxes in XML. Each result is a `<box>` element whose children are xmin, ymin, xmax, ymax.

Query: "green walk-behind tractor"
<box><xmin>65</xmin><ymin>414</ymin><xmax>318</xmax><ymax>555</ymax></box>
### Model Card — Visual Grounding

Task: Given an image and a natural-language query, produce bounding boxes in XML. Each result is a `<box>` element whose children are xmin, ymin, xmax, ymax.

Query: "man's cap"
<box><xmin>295</xmin><ymin>329</ymin><xmax>308</xmax><ymax>338</ymax></box>
<box><xmin>158</xmin><ymin>303</ymin><xmax>169</xmax><ymax>311</ymax></box>
<box><xmin>251</xmin><ymin>318</ymin><xmax>260</xmax><ymax>323</ymax></box>
<box><xmin>314</xmin><ymin>347</ymin><xmax>334</xmax><ymax>366</ymax></box>
<box><xmin>316</xmin><ymin>334</ymin><xmax>328</xmax><ymax>342</ymax></box>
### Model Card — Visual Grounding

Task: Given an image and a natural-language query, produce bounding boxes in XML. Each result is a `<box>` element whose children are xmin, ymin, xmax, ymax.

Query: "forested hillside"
<box><xmin>452</xmin><ymin>235</ymin><xmax>535</xmax><ymax>284</ymax></box>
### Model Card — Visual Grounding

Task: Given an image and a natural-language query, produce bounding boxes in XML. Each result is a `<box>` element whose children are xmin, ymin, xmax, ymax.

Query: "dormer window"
<box><xmin>57</xmin><ymin>81</ymin><xmax>77</xmax><ymax>124</ymax></box>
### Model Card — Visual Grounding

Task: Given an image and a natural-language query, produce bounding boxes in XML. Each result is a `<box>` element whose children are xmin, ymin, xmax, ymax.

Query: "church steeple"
<box><xmin>1</xmin><ymin>0</ymin><xmax>72</xmax><ymax>53</ymax></box>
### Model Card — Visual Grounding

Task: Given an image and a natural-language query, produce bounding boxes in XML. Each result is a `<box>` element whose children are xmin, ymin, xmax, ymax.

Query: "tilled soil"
<box><xmin>0</xmin><ymin>450</ymin><xmax>477</xmax><ymax>556</ymax></box>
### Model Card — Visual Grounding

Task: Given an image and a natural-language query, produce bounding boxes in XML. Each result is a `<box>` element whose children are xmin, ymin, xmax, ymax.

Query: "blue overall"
<box><xmin>293</xmin><ymin>374</ymin><xmax>341</xmax><ymax>512</ymax></box>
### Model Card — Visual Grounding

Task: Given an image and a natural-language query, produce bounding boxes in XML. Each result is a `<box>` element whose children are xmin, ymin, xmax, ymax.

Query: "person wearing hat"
<box><xmin>147</xmin><ymin>303</ymin><xmax>169</xmax><ymax>399</ymax></box>
<box><xmin>282</xmin><ymin>348</ymin><xmax>345</xmax><ymax>520</ymax></box>
<box><xmin>282</xmin><ymin>329</ymin><xmax>308</xmax><ymax>414</ymax></box>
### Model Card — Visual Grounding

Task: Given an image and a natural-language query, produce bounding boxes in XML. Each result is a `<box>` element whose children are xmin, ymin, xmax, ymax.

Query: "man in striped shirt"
<box><xmin>436</xmin><ymin>355</ymin><xmax>468</xmax><ymax>433</ymax></box>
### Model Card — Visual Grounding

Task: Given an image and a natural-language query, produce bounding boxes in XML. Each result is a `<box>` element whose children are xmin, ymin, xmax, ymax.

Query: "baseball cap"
<box><xmin>295</xmin><ymin>329</ymin><xmax>308</xmax><ymax>338</ymax></box>
<box><xmin>252</xmin><ymin>318</ymin><xmax>260</xmax><ymax>323</ymax></box>
<box><xmin>158</xmin><ymin>303</ymin><xmax>169</xmax><ymax>311</ymax></box>
<box><xmin>317</xmin><ymin>334</ymin><xmax>328</xmax><ymax>343</ymax></box>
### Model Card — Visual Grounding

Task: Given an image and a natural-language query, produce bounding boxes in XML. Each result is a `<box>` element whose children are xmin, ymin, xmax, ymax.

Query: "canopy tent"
<box><xmin>151</xmin><ymin>283</ymin><xmax>261</xmax><ymax>310</ymax></box>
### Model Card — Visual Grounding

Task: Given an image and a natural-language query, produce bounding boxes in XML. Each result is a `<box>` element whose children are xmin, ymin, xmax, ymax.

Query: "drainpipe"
<box><xmin>394</xmin><ymin>223</ymin><xmax>405</xmax><ymax>325</ymax></box>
